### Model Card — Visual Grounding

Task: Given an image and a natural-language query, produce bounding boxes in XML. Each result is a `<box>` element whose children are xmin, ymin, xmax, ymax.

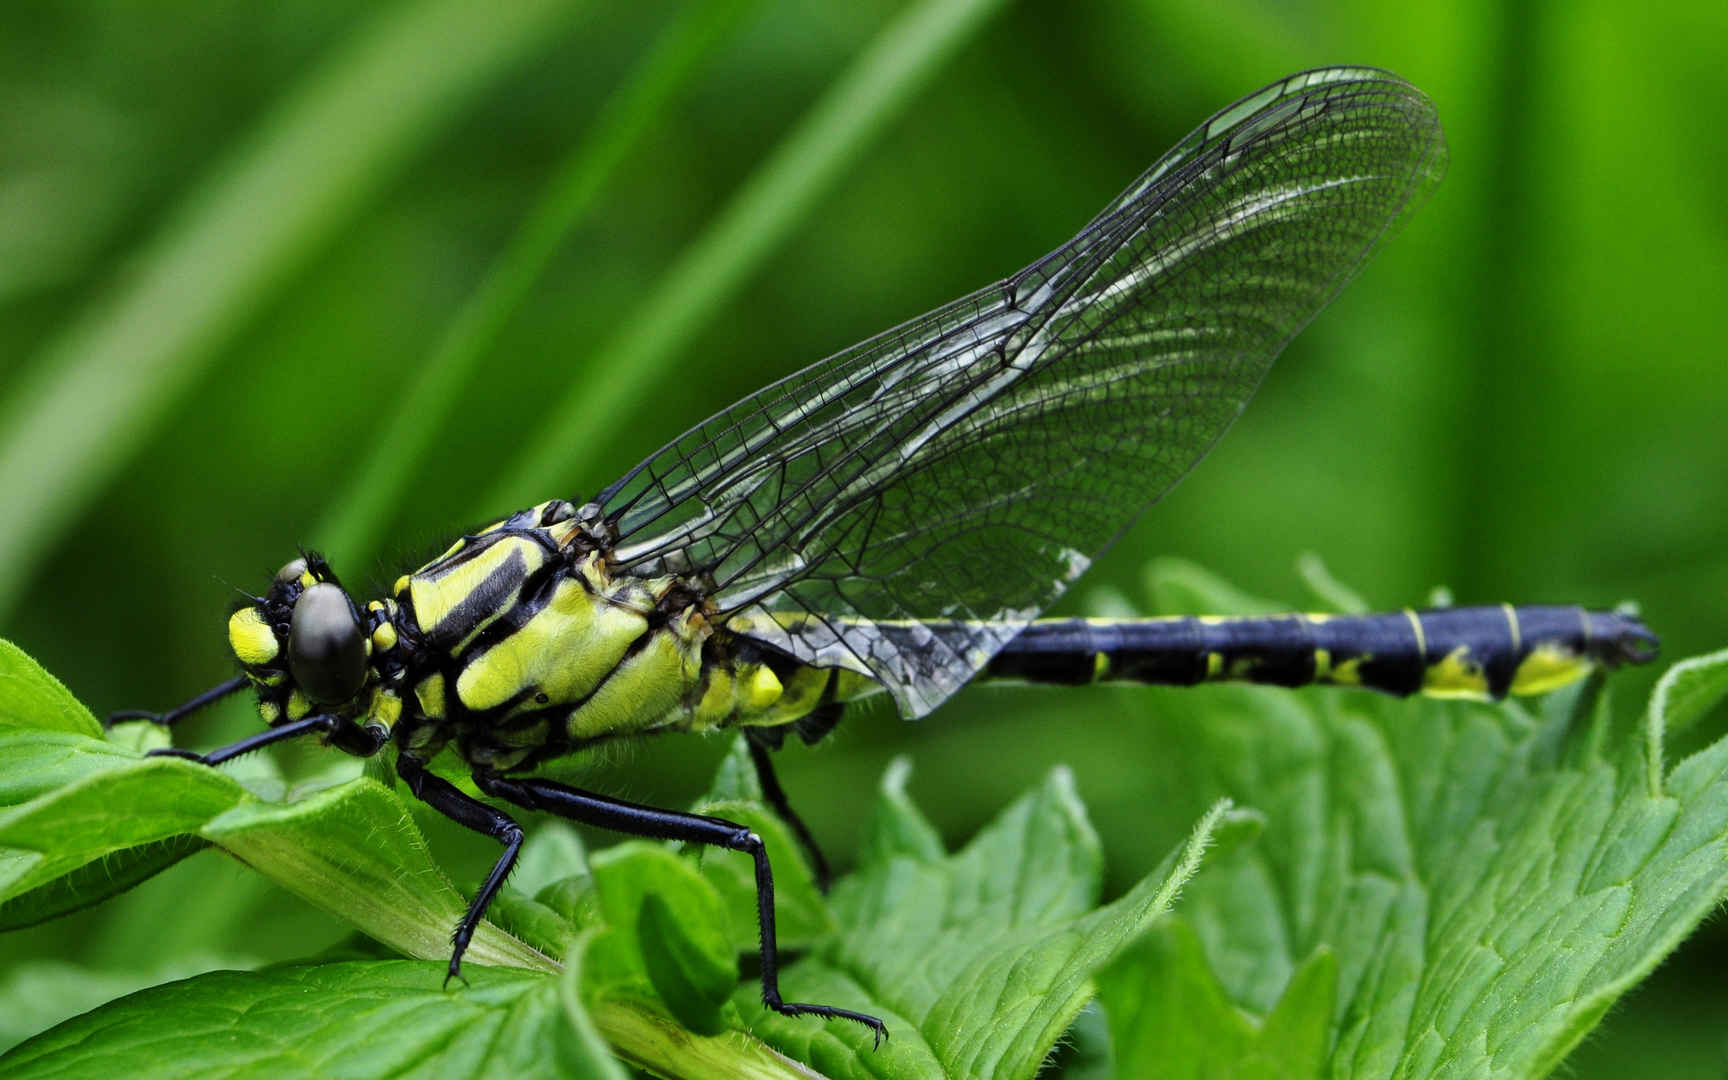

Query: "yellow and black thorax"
<box><xmin>225</xmin><ymin>499</ymin><xmax>866</xmax><ymax>774</ymax></box>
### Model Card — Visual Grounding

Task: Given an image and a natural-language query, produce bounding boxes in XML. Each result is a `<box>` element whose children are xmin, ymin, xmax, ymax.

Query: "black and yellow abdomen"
<box><xmin>984</xmin><ymin>606</ymin><xmax>1658</xmax><ymax>701</ymax></box>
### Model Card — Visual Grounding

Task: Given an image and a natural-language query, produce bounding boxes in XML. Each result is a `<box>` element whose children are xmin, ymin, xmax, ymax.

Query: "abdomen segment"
<box><xmin>984</xmin><ymin>607</ymin><xmax>1658</xmax><ymax>700</ymax></box>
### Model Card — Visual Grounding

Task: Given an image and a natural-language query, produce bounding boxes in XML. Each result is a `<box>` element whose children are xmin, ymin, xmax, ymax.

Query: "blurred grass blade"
<box><xmin>487</xmin><ymin>0</ymin><xmax>1016</xmax><ymax>513</ymax></box>
<box><xmin>318</xmin><ymin>0</ymin><xmax>760</xmax><ymax>562</ymax></box>
<box><xmin>0</xmin><ymin>0</ymin><xmax>583</xmax><ymax>619</ymax></box>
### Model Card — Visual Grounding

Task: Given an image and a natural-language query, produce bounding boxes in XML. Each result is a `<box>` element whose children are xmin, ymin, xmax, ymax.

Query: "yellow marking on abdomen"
<box><xmin>1510</xmin><ymin>644</ymin><xmax>1590</xmax><ymax>695</ymax></box>
<box><xmin>1421</xmin><ymin>645</ymin><xmax>1490</xmax><ymax>700</ymax></box>
<box><xmin>1331</xmin><ymin>657</ymin><xmax>1364</xmax><ymax>686</ymax></box>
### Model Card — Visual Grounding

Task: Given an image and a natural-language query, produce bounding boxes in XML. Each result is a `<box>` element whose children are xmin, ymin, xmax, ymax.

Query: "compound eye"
<box><xmin>289</xmin><ymin>583</ymin><xmax>366</xmax><ymax>704</ymax></box>
<box><xmin>275</xmin><ymin>557</ymin><xmax>310</xmax><ymax>585</ymax></box>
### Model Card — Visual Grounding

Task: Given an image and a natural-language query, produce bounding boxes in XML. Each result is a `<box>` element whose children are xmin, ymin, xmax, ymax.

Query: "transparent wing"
<box><xmin>593</xmin><ymin>67</ymin><xmax>1447</xmax><ymax>718</ymax></box>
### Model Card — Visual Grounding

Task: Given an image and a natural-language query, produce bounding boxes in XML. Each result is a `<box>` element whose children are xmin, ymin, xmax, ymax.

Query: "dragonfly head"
<box><xmin>227</xmin><ymin>553</ymin><xmax>372</xmax><ymax>719</ymax></box>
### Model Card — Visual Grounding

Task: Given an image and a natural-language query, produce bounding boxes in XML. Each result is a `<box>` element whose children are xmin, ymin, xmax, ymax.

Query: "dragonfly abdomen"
<box><xmin>986</xmin><ymin>607</ymin><xmax>1658</xmax><ymax>701</ymax></box>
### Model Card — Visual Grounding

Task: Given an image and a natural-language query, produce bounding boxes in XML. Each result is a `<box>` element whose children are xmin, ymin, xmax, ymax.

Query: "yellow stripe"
<box><xmin>411</xmin><ymin>535</ymin><xmax>546</xmax><ymax>645</ymax></box>
<box><xmin>1422</xmin><ymin>645</ymin><xmax>1489</xmax><ymax>700</ymax></box>
<box><xmin>1404</xmin><ymin>608</ymin><xmax>1426</xmax><ymax>663</ymax></box>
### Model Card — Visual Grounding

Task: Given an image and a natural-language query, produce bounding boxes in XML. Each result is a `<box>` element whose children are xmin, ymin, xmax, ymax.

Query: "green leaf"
<box><xmin>484</xmin><ymin>890</ymin><xmax>581</xmax><ymax>963</ymax></box>
<box><xmin>0</xmin><ymin>639</ymin><xmax>101</xmax><ymax>737</ymax></box>
<box><xmin>201</xmin><ymin>774</ymin><xmax>554</xmax><ymax>973</ymax></box>
<box><xmin>13</xmin><ymin>591</ymin><xmax>1722</xmax><ymax>1077</ymax></box>
<box><xmin>691</xmin><ymin>798</ymin><xmax>831</xmax><ymax>950</ymax></box>
<box><xmin>735</xmin><ymin>764</ymin><xmax>1228</xmax><ymax>1078</ymax></box>
<box><xmin>858</xmin><ymin>756</ymin><xmax>945</xmax><ymax>866</ymax></box>
<box><xmin>704</xmin><ymin>733</ymin><xmax>768</xmax><ymax>803</ymax></box>
<box><xmin>0</xmin><ymin>680</ymin><xmax>551</xmax><ymax>969</ymax></box>
<box><xmin>1117</xmin><ymin>565</ymin><xmax>1728</xmax><ymax>1078</ymax></box>
<box><xmin>0</xmin><ymin>961</ymin><xmax>613</xmax><ymax>1080</ymax></box>
<box><xmin>585</xmin><ymin>843</ymin><xmax>736</xmax><ymax>1032</ymax></box>
<box><xmin>0</xmin><ymin>730</ymin><xmax>160</xmax><ymax>807</ymax></box>
<box><xmin>554</xmin><ymin>936</ymin><xmax>635</xmax><ymax>1080</ymax></box>
<box><xmin>638</xmin><ymin>891</ymin><xmax>736</xmax><ymax>1036</ymax></box>
<box><xmin>688</xmin><ymin>738</ymin><xmax>832</xmax><ymax>949</ymax></box>
<box><xmin>511</xmin><ymin>820</ymin><xmax>589</xmax><ymax>899</ymax></box>
<box><xmin>0</xmin><ymin>752</ymin><xmax>241</xmax><ymax>901</ymax></box>
<box><xmin>1146</xmin><ymin>557</ymin><xmax>1280</xmax><ymax>618</ymax></box>
<box><xmin>587</xmin><ymin>999</ymin><xmax>826</xmax><ymax>1080</ymax></box>
<box><xmin>1644</xmin><ymin>646</ymin><xmax>1728</xmax><ymax>793</ymax></box>
<box><xmin>1295</xmin><ymin>551</ymin><xmax>1369</xmax><ymax>615</ymax></box>
<box><xmin>0</xmin><ymin>834</ymin><xmax>206</xmax><ymax>931</ymax></box>
<box><xmin>0</xmin><ymin>956</ymin><xmax>254</xmax><ymax>1058</ymax></box>
<box><xmin>1098</xmin><ymin>920</ymin><xmax>1336</xmax><ymax>1079</ymax></box>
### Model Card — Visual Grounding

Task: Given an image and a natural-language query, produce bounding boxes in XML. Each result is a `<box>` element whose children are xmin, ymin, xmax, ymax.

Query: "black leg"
<box><xmin>109</xmin><ymin>675</ymin><xmax>250</xmax><ymax>728</ymax></box>
<box><xmin>745</xmin><ymin>732</ymin><xmax>832</xmax><ymax>893</ymax></box>
<box><xmin>475</xmin><ymin>772</ymin><xmax>887</xmax><ymax>1046</ymax></box>
<box><xmin>396</xmin><ymin>755</ymin><xmax>524</xmax><ymax>985</ymax></box>
<box><xmin>145</xmin><ymin>714</ymin><xmax>387</xmax><ymax>765</ymax></box>
<box><xmin>146</xmin><ymin>712</ymin><xmax>346</xmax><ymax>766</ymax></box>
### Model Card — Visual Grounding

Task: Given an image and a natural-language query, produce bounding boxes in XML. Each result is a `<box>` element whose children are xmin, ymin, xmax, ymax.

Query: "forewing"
<box><xmin>596</xmin><ymin>67</ymin><xmax>1446</xmax><ymax>717</ymax></box>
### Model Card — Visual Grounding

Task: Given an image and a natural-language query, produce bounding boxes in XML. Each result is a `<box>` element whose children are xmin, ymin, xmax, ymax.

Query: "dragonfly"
<box><xmin>114</xmin><ymin>67</ymin><xmax>1658</xmax><ymax>1044</ymax></box>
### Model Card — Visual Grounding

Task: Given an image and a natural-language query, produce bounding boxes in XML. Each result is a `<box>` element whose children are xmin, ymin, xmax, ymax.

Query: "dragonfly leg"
<box><xmin>145</xmin><ymin>712</ymin><xmax>358</xmax><ymax>766</ymax></box>
<box><xmin>108</xmin><ymin>675</ymin><xmax>250</xmax><ymax>728</ymax></box>
<box><xmin>396</xmin><ymin>754</ymin><xmax>524</xmax><ymax>986</ymax></box>
<box><xmin>744</xmin><ymin>731</ymin><xmax>832</xmax><ymax>893</ymax></box>
<box><xmin>475</xmin><ymin>771</ymin><xmax>887</xmax><ymax>1047</ymax></box>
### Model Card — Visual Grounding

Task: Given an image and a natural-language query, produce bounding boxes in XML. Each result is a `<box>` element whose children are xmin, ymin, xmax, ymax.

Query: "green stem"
<box><xmin>317</xmin><ymin>0</ymin><xmax>761</xmax><ymax>563</ymax></box>
<box><xmin>485</xmin><ymin>0</ymin><xmax>1017</xmax><ymax>515</ymax></box>
<box><xmin>593</xmin><ymin>1000</ymin><xmax>824</xmax><ymax>1080</ymax></box>
<box><xmin>0</xmin><ymin>0</ymin><xmax>582</xmax><ymax>620</ymax></box>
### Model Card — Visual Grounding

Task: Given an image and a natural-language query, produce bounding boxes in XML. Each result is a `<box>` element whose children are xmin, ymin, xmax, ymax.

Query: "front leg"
<box><xmin>476</xmin><ymin>772</ymin><xmax>887</xmax><ymax>1046</ymax></box>
<box><xmin>109</xmin><ymin>675</ymin><xmax>250</xmax><ymax>729</ymax></box>
<box><xmin>144</xmin><ymin>712</ymin><xmax>386</xmax><ymax>765</ymax></box>
<box><xmin>395</xmin><ymin>754</ymin><xmax>524</xmax><ymax>984</ymax></box>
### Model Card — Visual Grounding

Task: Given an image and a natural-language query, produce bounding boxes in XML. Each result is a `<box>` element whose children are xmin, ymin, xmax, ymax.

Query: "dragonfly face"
<box><xmin>226</xmin><ymin>554</ymin><xmax>379</xmax><ymax>728</ymax></box>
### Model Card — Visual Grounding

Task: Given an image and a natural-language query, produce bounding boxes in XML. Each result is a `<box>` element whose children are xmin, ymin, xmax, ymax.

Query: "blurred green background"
<box><xmin>2</xmin><ymin>0</ymin><xmax>1724</xmax><ymax>1071</ymax></box>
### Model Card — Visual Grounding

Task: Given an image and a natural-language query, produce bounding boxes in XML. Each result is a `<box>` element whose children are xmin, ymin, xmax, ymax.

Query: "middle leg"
<box><xmin>745</xmin><ymin>730</ymin><xmax>832</xmax><ymax>892</ymax></box>
<box><xmin>476</xmin><ymin>771</ymin><xmax>886</xmax><ymax>1044</ymax></box>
